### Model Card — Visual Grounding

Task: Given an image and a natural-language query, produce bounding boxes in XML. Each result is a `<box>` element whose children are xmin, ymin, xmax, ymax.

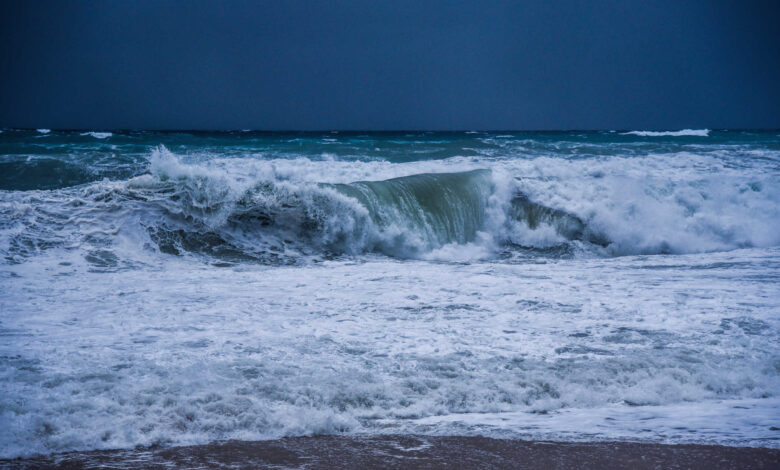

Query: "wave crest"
<box><xmin>138</xmin><ymin>147</ymin><xmax>591</xmax><ymax>261</ymax></box>
<box><xmin>621</xmin><ymin>129</ymin><xmax>710</xmax><ymax>137</ymax></box>
<box><xmin>2</xmin><ymin>146</ymin><xmax>778</xmax><ymax>266</ymax></box>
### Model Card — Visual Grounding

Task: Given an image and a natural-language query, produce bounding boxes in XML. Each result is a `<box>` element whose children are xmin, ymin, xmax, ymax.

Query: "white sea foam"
<box><xmin>1</xmin><ymin>249</ymin><xmax>778</xmax><ymax>457</ymax></box>
<box><xmin>1</xmin><ymin>135</ymin><xmax>778</xmax><ymax>458</ymax></box>
<box><xmin>36</xmin><ymin>128</ymin><xmax>50</xmax><ymax>134</ymax></box>
<box><xmin>621</xmin><ymin>129</ymin><xmax>710</xmax><ymax>137</ymax></box>
<box><xmin>80</xmin><ymin>131</ymin><xmax>113</xmax><ymax>139</ymax></box>
<box><xmin>408</xmin><ymin>398</ymin><xmax>780</xmax><ymax>446</ymax></box>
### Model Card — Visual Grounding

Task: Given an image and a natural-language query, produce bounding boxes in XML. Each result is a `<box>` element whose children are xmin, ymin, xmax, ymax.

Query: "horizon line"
<box><xmin>4</xmin><ymin>127</ymin><xmax>780</xmax><ymax>133</ymax></box>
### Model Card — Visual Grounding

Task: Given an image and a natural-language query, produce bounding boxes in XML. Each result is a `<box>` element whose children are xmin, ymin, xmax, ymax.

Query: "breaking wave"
<box><xmin>2</xmin><ymin>134</ymin><xmax>780</xmax><ymax>458</ymax></box>
<box><xmin>1</xmin><ymin>146</ymin><xmax>778</xmax><ymax>266</ymax></box>
<box><xmin>80</xmin><ymin>131</ymin><xmax>113</xmax><ymax>139</ymax></box>
<box><xmin>113</xmin><ymin>148</ymin><xmax>604</xmax><ymax>262</ymax></box>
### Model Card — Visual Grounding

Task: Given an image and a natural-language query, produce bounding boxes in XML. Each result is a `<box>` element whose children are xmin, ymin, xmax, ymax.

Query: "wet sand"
<box><xmin>3</xmin><ymin>435</ymin><xmax>779</xmax><ymax>469</ymax></box>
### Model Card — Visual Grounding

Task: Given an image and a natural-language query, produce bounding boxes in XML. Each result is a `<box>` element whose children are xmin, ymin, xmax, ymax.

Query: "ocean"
<box><xmin>1</xmin><ymin>129</ymin><xmax>778</xmax><ymax>459</ymax></box>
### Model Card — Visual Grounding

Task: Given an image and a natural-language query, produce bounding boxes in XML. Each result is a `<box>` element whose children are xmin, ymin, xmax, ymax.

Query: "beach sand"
<box><xmin>3</xmin><ymin>435</ymin><xmax>778</xmax><ymax>469</ymax></box>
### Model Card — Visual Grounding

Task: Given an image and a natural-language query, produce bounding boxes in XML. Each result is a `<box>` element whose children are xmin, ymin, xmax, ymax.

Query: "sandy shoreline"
<box><xmin>3</xmin><ymin>435</ymin><xmax>779</xmax><ymax>469</ymax></box>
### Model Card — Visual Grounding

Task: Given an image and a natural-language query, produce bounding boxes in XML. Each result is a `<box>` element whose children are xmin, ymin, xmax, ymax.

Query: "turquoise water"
<box><xmin>2</xmin><ymin>129</ymin><xmax>778</xmax><ymax>191</ymax></box>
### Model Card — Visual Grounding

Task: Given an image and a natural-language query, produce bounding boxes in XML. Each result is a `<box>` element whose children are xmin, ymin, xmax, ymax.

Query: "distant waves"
<box><xmin>621</xmin><ymin>129</ymin><xmax>710</xmax><ymax>137</ymax></box>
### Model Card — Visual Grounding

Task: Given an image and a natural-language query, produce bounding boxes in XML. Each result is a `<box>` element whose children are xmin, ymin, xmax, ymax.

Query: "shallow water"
<box><xmin>4</xmin><ymin>435</ymin><xmax>779</xmax><ymax>470</ymax></box>
<box><xmin>1</xmin><ymin>129</ymin><xmax>778</xmax><ymax>457</ymax></box>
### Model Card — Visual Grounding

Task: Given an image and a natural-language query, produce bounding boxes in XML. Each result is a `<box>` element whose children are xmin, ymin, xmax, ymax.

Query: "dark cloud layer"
<box><xmin>1</xmin><ymin>0</ymin><xmax>778</xmax><ymax>130</ymax></box>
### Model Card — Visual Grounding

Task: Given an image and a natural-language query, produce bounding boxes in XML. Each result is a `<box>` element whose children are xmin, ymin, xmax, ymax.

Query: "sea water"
<box><xmin>0</xmin><ymin>129</ymin><xmax>778</xmax><ymax>457</ymax></box>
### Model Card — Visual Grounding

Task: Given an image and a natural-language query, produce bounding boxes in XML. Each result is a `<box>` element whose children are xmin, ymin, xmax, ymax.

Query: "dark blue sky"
<box><xmin>1</xmin><ymin>0</ymin><xmax>778</xmax><ymax>130</ymax></box>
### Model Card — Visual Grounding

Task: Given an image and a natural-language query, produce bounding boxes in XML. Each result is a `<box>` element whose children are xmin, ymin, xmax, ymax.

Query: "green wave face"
<box><xmin>332</xmin><ymin>170</ymin><xmax>493</xmax><ymax>252</ymax></box>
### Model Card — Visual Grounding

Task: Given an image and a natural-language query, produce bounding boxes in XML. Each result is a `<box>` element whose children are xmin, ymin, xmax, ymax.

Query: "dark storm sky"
<box><xmin>1</xmin><ymin>0</ymin><xmax>779</xmax><ymax>130</ymax></box>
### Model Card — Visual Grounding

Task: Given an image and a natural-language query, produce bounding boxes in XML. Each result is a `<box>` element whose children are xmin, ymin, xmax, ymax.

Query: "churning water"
<box><xmin>1</xmin><ymin>129</ymin><xmax>778</xmax><ymax>457</ymax></box>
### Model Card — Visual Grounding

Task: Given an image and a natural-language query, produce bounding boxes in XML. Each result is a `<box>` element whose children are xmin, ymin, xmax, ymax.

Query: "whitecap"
<box><xmin>621</xmin><ymin>129</ymin><xmax>709</xmax><ymax>137</ymax></box>
<box><xmin>80</xmin><ymin>131</ymin><xmax>113</xmax><ymax>139</ymax></box>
